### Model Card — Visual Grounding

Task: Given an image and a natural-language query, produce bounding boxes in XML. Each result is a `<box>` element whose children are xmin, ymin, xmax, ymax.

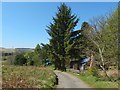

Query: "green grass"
<box><xmin>68</xmin><ymin>71</ymin><xmax>118</xmax><ymax>88</ymax></box>
<box><xmin>2</xmin><ymin>65</ymin><xmax>57</xmax><ymax>89</ymax></box>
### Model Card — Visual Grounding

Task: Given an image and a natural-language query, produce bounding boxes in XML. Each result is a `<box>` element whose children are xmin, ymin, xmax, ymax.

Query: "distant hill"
<box><xmin>0</xmin><ymin>48</ymin><xmax>15</xmax><ymax>53</ymax></box>
<box><xmin>15</xmin><ymin>48</ymin><xmax>34</xmax><ymax>52</ymax></box>
<box><xmin>0</xmin><ymin>47</ymin><xmax>34</xmax><ymax>53</ymax></box>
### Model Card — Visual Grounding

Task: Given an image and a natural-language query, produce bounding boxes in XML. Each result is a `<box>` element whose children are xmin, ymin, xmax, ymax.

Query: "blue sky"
<box><xmin>2</xmin><ymin>2</ymin><xmax>117</xmax><ymax>48</ymax></box>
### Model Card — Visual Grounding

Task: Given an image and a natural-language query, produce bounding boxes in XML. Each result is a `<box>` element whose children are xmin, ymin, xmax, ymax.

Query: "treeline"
<box><xmin>46</xmin><ymin>3</ymin><xmax>118</xmax><ymax>71</ymax></box>
<box><xmin>13</xmin><ymin>3</ymin><xmax>118</xmax><ymax>78</ymax></box>
<box><xmin>46</xmin><ymin>3</ymin><xmax>119</xmax><ymax>80</ymax></box>
<box><xmin>13</xmin><ymin>43</ymin><xmax>50</xmax><ymax>66</ymax></box>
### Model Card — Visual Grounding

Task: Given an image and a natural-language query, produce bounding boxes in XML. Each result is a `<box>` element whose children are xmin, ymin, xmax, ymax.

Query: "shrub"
<box><xmin>14</xmin><ymin>54</ymin><xmax>27</xmax><ymax>65</ymax></box>
<box><xmin>27</xmin><ymin>59</ymin><xmax>34</xmax><ymax>66</ymax></box>
<box><xmin>87</xmin><ymin>67</ymin><xmax>99</xmax><ymax>77</ymax></box>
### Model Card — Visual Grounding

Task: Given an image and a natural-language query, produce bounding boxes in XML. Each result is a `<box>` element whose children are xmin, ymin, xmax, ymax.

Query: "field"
<box><xmin>2</xmin><ymin>65</ymin><xmax>57</xmax><ymax>89</ymax></box>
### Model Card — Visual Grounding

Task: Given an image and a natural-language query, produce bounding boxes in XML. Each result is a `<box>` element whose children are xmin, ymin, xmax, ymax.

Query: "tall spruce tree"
<box><xmin>46</xmin><ymin>3</ymin><xmax>81</xmax><ymax>71</ymax></box>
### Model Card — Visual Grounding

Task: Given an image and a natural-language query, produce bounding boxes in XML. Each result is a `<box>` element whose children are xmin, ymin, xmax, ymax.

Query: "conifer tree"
<box><xmin>46</xmin><ymin>3</ymin><xmax>81</xmax><ymax>71</ymax></box>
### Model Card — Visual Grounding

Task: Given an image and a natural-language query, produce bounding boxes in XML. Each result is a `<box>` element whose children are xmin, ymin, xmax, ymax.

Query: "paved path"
<box><xmin>55</xmin><ymin>70</ymin><xmax>92</xmax><ymax>89</ymax></box>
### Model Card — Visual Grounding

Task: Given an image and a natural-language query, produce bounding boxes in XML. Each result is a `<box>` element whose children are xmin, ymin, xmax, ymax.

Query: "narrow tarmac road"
<box><xmin>55</xmin><ymin>70</ymin><xmax>92</xmax><ymax>89</ymax></box>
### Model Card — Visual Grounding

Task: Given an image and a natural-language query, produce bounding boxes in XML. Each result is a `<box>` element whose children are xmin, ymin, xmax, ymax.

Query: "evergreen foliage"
<box><xmin>46</xmin><ymin>3</ymin><xmax>82</xmax><ymax>71</ymax></box>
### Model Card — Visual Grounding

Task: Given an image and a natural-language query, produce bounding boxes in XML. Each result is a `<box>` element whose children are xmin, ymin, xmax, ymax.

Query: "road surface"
<box><xmin>55</xmin><ymin>70</ymin><xmax>92</xmax><ymax>88</ymax></box>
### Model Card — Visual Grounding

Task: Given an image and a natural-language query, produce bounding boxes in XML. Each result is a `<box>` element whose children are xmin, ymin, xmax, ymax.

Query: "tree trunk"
<box><xmin>100</xmin><ymin>64</ymin><xmax>111</xmax><ymax>80</ymax></box>
<box><xmin>58</xmin><ymin>59</ymin><xmax>61</xmax><ymax>70</ymax></box>
<box><xmin>61</xmin><ymin>59</ymin><xmax>66</xmax><ymax>71</ymax></box>
<box><xmin>99</xmin><ymin>48</ymin><xmax>110</xmax><ymax>80</ymax></box>
<box><xmin>89</xmin><ymin>54</ymin><xmax>94</xmax><ymax>69</ymax></box>
<box><xmin>54</xmin><ymin>57</ymin><xmax>61</xmax><ymax>70</ymax></box>
<box><xmin>54</xmin><ymin>59</ymin><xmax>57</xmax><ymax>70</ymax></box>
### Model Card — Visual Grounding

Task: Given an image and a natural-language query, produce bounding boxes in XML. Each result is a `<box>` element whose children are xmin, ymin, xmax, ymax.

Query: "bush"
<box><xmin>87</xmin><ymin>67</ymin><xmax>99</xmax><ymax>77</ymax></box>
<box><xmin>2</xmin><ymin>57</ymin><xmax>7</xmax><ymax>61</ymax></box>
<box><xmin>27</xmin><ymin>59</ymin><xmax>34</xmax><ymax>66</ymax></box>
<box><xmin>14</xmin><ymin>54</ymin><xmax>27</xmax><ymax>65</ymax></box>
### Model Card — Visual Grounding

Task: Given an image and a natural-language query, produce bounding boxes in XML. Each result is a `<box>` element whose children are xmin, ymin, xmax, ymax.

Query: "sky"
<box><xmin>2</xmin><ymin>2</ymin><xmax>118</xmax><ymax>48</ymax></box>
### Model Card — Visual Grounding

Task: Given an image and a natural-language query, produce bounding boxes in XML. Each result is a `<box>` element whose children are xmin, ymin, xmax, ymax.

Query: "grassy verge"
<box><xmin>67</xmin><ymin>71</ymin><xmax>118</xmax><ymax>88</ymax></box>
<box><xmin>2</xmin><ymin>65</ymin><xmax>57</xmax><ymax>89</ymax></box>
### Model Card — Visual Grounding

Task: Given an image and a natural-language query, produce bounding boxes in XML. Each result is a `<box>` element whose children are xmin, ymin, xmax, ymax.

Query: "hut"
<box><xmin>70</xmin><ymin>53</ymin><xmax>94</xmax><ymax>71</ymax></box>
